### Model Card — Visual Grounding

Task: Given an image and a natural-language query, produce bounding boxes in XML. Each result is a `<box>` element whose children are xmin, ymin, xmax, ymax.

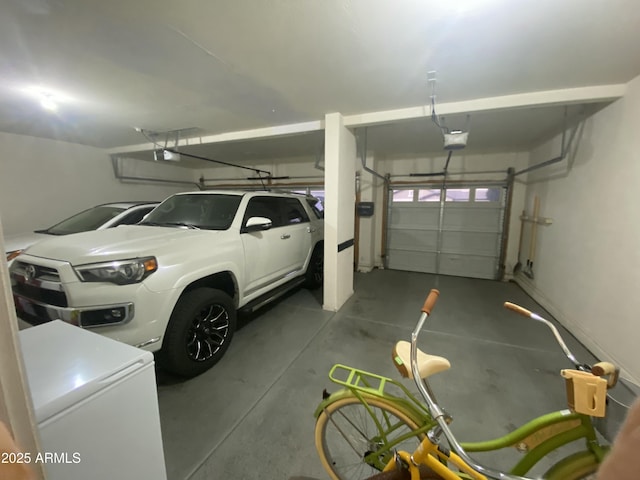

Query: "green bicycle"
<box><xmin>314</xmin><ymin>290</ymin><xmax>619</xmax><ymax>480</ymax></box>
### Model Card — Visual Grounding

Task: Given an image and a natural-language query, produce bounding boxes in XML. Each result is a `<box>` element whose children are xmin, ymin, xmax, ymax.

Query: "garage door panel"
<box><xmin>387</xmin><ymin>229</ymin><xmax>437</xmax><ymax>252</ymax></box>
<box><xmin>441</xmin><ymin>208</ymin><xmax>503</xmax><ymax>231</ymax></box>
<box><xmin>389</xmin><ymin>206</ymin><xmax>440</xmax><ymax>227</ymax></box>
<box><xmin>387</xmin><ymin>249</ymin><xmax>437</xmax><ymax>273</ymax></box>
<box><xmin>439</xmin><ymin>254</ymin><xmax>498</xmax><ymax>280</ymax></box>
<box><xmin>441</xmin><ymin>231</ymin><xmax>501</xmax><ymax>256</ymax></box>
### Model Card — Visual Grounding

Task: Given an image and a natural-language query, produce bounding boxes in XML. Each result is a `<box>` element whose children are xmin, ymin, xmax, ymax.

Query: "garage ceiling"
<box><xmin>1</xmin><ymin>0</ymin><xmax>639</xmax><ymax>161</ymax></box>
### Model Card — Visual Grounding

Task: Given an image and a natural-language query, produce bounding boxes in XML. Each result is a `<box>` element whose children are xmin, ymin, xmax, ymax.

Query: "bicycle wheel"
<box><xmin>315</xmin><ymin>394</ymin><xmax>426</xmax><ymax>480</ymax></box>
<box><xmin>543</xmin><ymin>450</ymin><xmax>600</xmax><ymax>480</ymax></box>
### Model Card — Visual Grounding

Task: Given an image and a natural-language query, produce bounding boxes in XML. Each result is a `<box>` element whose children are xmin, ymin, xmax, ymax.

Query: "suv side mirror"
<box><xmin>244</xmin><ymin>216</ymin><xmax>272</xmax><ymax>232</ymax></box>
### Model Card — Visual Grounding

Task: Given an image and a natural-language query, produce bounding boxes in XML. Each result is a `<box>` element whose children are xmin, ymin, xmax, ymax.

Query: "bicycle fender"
<box><xmin>543</xmin><ymin>449</ymin><xmax>606</xmax><ymax>480</ymax></box>
<box><xmin>314</xmin><ymin>389</ymin><xmax>358</xmax><ymax>418</ymax></box>
<box><xmin>313</xmin><ymin>389</ymin><xmax>427</xmax><ymax>426</ymax></box>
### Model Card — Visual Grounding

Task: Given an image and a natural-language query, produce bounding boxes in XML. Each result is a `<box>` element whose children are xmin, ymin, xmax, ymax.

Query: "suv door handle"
<box><xmin>307</xmin><ymin>227</ymin><xmax>317</xmax><ymax>233</ymax></box>
<box><xmin>281</xmin><ymin>234</ymin><xmax>291</xmax><ymax>239</ymax></box>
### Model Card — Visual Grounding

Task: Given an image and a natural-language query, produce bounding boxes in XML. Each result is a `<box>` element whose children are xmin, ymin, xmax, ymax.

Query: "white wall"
<box><xmin>0</xmin><ymin>132</ymin><xmax>193</xmax><ymax>236</ymax></box>
<box><xmin>518</xmin><ymin>74</ymin><xmax>640</xmax><ymax>383</ymax></box>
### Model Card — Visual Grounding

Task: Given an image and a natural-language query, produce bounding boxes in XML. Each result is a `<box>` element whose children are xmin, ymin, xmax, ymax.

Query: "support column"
<box><xmin>323</xmin><ymin>113</ymin><xmax>356</xmax><ymax>311</ymax></box>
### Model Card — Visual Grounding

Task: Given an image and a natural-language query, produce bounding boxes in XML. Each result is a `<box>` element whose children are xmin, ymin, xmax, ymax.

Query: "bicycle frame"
<box><xmin>384</xmin><ymin>441</ymin><xmax>488</xmax><ymax>480</ymax></box>
<box><xmin>319</xmin><ymin>364</ymin><xmax>607</xmax><ymax>478</ymax></box>
<box><xmin>381</xmin><ymin>410</ymin><xmax>609</xmax><ymax>480</ymax></box>
<box><xmin>461</xmin><ymin>410</ymin><xmax>607</xmax><ymax>476</ymax></box>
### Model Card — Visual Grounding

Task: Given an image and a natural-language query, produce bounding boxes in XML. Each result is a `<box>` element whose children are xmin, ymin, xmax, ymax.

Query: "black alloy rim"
<box><xmin>186</xmin><ymin>303</ymin><xmax>230</xmax><ymax>362</ymax></box>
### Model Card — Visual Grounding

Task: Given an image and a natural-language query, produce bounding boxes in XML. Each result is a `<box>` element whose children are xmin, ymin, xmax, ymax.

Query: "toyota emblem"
<box><xmin>24</xmin><ymin>265</ymin><xmax>37</xmax><ymax>282</ymax></box>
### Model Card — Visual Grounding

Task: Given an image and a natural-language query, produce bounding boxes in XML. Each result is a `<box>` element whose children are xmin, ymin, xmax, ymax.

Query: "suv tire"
<box><xmin>304</xmin><ymin>244</ymin><xmax>323</xmax><ymax>289</ymax></box>
<box><xmin>159</xmin><ymin>288</ymin><xmax>236</xmax><ymax>377</ymax></box>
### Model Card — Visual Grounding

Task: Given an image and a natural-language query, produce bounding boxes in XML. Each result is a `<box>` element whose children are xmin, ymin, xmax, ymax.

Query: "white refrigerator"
<box><xmin>19</xmin><ymin>320</ymin><xmax>167</xmax><ymax>480</ymax></box>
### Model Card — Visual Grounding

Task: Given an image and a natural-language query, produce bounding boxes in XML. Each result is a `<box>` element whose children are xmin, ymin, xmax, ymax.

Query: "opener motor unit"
<box><xmin>154</xmin><ymin>149</ymin><xmax>181</xmax><ymax>162</ymax></box>
<box><xmin>443</xmin><ymin>131</ymin><xmax>469</xmax><ymax>150</ymax></box>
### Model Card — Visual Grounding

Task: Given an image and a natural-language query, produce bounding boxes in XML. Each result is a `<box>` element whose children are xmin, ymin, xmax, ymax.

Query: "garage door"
<box><xmin>386</xmin><ymin>185</ymin><xmax>506</xmax><ymax>280</ymax></box>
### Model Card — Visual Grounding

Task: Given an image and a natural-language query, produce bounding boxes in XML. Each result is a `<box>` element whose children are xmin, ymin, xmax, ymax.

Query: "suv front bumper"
<box><xmin>10</xmin><ymin>255</ymin><xmax>176</xmax><ymax>352</ymax></box>
<box><xmin>14</xmin><ymin>293</ymin><xmax>134</xmax><ymax>328</ymax></box>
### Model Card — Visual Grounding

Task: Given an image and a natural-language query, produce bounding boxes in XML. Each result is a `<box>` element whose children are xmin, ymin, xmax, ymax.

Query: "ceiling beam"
<box><xmin>109</xmin><ymin>84</ymin><xmax>625</xmax><ymax>155</ymax></box>
<box><xmin>344</xmin><ymin>84</ymin><xmax>626</xmax><ymax>127</ymax></box>
<box><xmin>109</xmin><ymin>120</ymin><xmax>325</xmax><ymax>155</ymax></box>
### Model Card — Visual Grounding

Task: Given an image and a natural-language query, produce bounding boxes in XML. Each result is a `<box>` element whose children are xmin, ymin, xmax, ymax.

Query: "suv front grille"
<box><xmin>12</xmin><ymin>283</ymin><xmax>68</xmax><ymax>307</ymax></box>
<box><xmin>10</xmin><ymin>261</ymin><xmax>68</xmax><ymax>308</ymax></box>
<box><xmin>12</xmin><ymin>261</ymin><xmax>61</xmax><ymax>282</ymax></box>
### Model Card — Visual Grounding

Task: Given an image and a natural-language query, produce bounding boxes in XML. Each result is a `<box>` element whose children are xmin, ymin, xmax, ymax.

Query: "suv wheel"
<box><xmin>159</xmin><ymin>288</ymin><xmax>236</xmax><ymax>377</ymax></box>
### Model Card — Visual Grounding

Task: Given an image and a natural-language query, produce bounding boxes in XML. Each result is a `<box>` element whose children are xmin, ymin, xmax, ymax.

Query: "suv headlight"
<box><xmin>74</xmin><ymin>257</ymin><xmax>157</xmax><ymax>285</ymax></box>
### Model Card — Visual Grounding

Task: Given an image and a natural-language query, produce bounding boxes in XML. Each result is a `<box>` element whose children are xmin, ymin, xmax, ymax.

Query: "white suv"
<box><xmin>10</xmin><ymin>191</ymin><xmax>324</xmax><ymax>377</ymax></box>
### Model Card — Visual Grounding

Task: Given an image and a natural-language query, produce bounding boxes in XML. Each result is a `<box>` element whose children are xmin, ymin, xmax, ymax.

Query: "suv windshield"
<box><xmin>42</xmin><ymin>206</ymin><xmax>126</xmax><ymax>235</ymax></box>
<box><xmin>141</xmin><ymin>194</ymin><xmax>242</xmax><ymax>230</ymax></box>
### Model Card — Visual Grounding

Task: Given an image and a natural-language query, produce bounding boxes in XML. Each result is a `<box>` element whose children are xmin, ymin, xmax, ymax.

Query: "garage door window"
<box><xmin>444</xmin><ymin>188</ymin><xmax>470</xmax><ymax>202</ymax></box>
<box><xmin>417</xmin><ymin>189</ymin><xmax>441</xmax><ymax>202</ymax></box>
<box><xmin>392</xmin><ymin>190</ymin><xmax>414</xmax><ymax>202</ymax></box>
<box><xmin>475</xmin><ymin>188</ymin><xmax>501</xmax><ymax>202</ymax></box>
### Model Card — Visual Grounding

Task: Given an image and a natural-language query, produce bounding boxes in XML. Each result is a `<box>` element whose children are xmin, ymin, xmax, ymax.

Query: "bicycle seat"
<box><xmin>392</xmin><ymin>341</ymin><xmax>451</xmax><ymax>379</ymax></box>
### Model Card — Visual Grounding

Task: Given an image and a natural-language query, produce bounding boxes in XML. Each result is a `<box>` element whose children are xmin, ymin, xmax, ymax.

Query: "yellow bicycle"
<box><xmin>315</xmin><ymin>290</ymin><xmax>619</xmax><ymax>480</ymax></box>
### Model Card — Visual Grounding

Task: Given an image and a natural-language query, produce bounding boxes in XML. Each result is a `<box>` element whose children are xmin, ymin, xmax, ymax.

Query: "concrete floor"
<box><xmin>155</xmin><ymin>269</ymin><xmax>630</xmax><ymax>480</ymax></box>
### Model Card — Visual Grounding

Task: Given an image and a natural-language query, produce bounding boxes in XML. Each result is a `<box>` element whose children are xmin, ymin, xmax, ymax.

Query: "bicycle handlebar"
<box><xmin>422</xmin><ymin>289</ymin><xmax>440</xmax><ymax>315</ymax></box>
<box><xmin>503</xmin><ymin>301</ymin><xmax>532</xmax><ymax>318</ymax></box>
<box><xmin>409</xmin><ymin>294</ymin><xmax>588</xmax><ymax>480</ymax></box>
<box><xmin>503</xmin><ymin>302</ymin><xmax>586</xmax><ymax>370</ymax></box>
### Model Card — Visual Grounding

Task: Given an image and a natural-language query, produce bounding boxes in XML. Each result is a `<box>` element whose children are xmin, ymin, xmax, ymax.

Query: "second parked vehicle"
<box><xmin>5</xmin><ymin>201</ymin><xmax>159</xmax><ymax>261</ymax></box>
<box><xmin>10</xmin><ymin>191</ymin><xmax>324</xmax><ymax>377</ymax></box>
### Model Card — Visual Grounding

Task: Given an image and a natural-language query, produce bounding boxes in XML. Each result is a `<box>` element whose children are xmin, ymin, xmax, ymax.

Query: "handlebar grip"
<box><xmin>592</xmin><ymin>361</ymin><xmax>620</xmax><ymax>388</ymax></box>
<box><xmin>422</xmin><ymin>289</ymin><xmax>440</xmax><ymax>315</ymax></box>
<box><xmin>503</xmin><ymin>302</ymin><xmax>532</xmax><ymax>318</ymax></box>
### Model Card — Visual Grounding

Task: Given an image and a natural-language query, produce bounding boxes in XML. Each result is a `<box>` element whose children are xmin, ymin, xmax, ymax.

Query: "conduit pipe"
<box><xmin>381</xmin><ymin>173</ymin><xmax>391</xmax><ymax>268</ymax></box>
<box><xmin>357</xmin><ymin>128</ymin><xmax>388</xmax><ymax>270</ymax></box>
<box><xmin>110</xmin><ymin>156</ymin><xmax>203</xmax><ymax>190</ymax></box>
<box><xmin>515</xmin><ymin>107</ymin><xmax>580</xmax><ymax>177</ymax></box>
<box><xmin>314</xmin><ymin>151</ymin><xmax>324</xmax><ymax>171</ymax></box>
<box><xmin>359</xmin><ymin>128</ymin><xmax>386</xmax><ymax>182</ymax></box>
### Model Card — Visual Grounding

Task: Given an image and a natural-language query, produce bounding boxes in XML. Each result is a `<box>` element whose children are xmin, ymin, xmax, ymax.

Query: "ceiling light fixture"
<box><xmin>22</xmin><ymin>86</ymin><xmax>70</xmax><ymax>112</ymax></box>
<box><xmin>40</xmin><ymin>95</ymin><xmax>58</xmax><ymax>111</ymax></box>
